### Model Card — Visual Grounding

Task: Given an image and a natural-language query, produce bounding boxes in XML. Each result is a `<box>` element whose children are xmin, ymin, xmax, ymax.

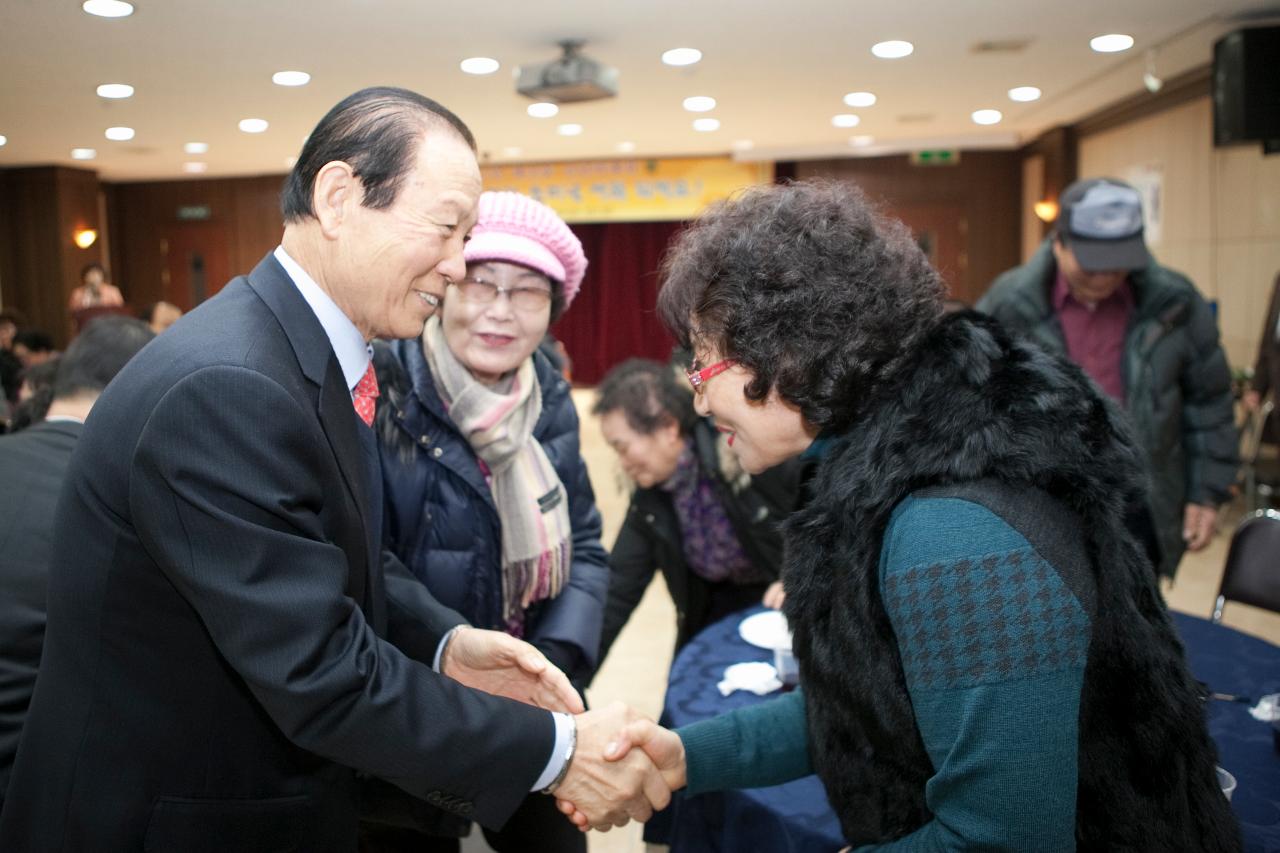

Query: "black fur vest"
<box><xmin>782</xmin><ymin>313</ymin><xmax>1240</xmax><ymax>851</ymax></box>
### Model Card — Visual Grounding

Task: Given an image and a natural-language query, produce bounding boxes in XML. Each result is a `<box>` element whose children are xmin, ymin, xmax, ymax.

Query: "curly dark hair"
<box><xmin>657</xmin><ymin>179</ymin><xmax>945</xmax><ymax>430</ymax></box>
<box><xmin>592</xmin><ymin>358</ymin><xmax>698</xmax><ymax>437</ymax></box>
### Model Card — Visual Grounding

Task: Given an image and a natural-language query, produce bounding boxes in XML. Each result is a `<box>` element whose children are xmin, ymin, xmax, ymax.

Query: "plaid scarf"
<box><xmin>422</xmin><ymin>318</ymin><xmax>572</xmax><ymax>626</ymax></box>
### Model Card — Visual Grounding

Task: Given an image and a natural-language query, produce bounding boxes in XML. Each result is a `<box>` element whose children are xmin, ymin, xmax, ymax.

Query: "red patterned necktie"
<box><xmin>353</xmin><ymin>361</ymin><xmax>379</xmax><ymax>427</ymax></box>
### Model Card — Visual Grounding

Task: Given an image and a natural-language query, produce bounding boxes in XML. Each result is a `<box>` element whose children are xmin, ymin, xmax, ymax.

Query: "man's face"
<box><xmin>0</xmin><ymin>320</ymin><xmax>15</xmax><ymax>350</ymax></box>
<box><xmin>1053</xmin><ymin>239</ymin><xmax>1128</xmax><ymax>306</ymax></box>
<box><xmin>83</xmin><ymin>268</ymin><xmax>105</xmax><ymax>289</ymax></box>
<box><xmin>335</xmin><ymin>130</ymin><xmax>482</xmax><ymax>340</ymax></box>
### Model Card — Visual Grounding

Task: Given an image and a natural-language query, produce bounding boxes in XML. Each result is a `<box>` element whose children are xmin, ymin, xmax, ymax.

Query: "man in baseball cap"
<box><xmin>979</xmin><ymin>177</ymin><xmax>1237</xmax><ymax>580</ymax></box>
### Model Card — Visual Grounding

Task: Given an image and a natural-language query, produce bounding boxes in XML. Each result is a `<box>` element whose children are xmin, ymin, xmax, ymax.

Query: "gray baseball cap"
<box><xmin>1058</xmin><ymin>178</ymin><xmax>1151</xmax><ymax>272</ymax></box>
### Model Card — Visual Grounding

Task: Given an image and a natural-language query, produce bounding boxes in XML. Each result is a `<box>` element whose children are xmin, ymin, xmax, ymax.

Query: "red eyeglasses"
<box><xmin>686</xmin><ymin>357</ymin><xmax>737</xmax><ymax>393</ymax></box>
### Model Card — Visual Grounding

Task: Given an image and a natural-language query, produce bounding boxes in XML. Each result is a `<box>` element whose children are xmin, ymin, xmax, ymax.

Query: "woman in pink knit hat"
<box><xmin>364</xmin><ymin>191</ymin><xmax>604</xmax><ymax>853</ymax></box>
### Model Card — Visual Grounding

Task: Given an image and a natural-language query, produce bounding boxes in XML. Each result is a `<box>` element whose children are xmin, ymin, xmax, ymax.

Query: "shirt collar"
<box><xmin>1052</xmin><ymin>269</ymin><xmax>1134</xmax><ymax>313</ymax></box>
<box><xmin>273</xmin><ymin>246</ymin><xmax>370</xmax><ymax>392</ymax></box>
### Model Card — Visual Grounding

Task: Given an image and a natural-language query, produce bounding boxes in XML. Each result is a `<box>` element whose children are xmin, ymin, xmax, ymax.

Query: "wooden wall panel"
<box><xmin>794</xmin><ymin>151</ymin><xmax>1022</xmax><ymax>305</ymax></box>
<box><xmin>0</xmin><ymin>166</ymin><xmax>104</xmax><ymax>345</ymax></box>
<box><xmin>106</xmin><ymin>173</ymin><xmax>286</xmax><ymax>309</ymax></box>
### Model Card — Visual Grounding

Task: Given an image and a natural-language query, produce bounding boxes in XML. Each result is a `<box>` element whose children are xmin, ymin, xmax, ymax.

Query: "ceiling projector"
<box><xmin>516</xmin><ymin>40</ymin><xmax>619</xmax><ymax>103</ymax></box>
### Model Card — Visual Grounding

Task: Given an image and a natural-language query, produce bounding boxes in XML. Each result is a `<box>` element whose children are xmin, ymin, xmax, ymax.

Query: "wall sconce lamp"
<box><xmin>1033</xmin><ymin>200</ymin><xmax>1059</xmax><ymax>223</ymax></box>
<box><xmin>73</xmin><ymin>228</ymin><xmax>98</xmax><ymax>249</ymax></box>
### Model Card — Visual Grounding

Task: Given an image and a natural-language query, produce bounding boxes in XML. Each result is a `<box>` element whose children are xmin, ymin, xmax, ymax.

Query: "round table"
<box><xmin>658</xmin><ymin>606</ymin><xmax>1280</xmax><ymax>853</ymax></box>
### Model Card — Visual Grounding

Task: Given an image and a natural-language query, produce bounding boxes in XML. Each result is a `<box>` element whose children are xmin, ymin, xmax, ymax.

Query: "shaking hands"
<box><xmin>552</xmin><ymin>711</ymin><xmax>687</xmax><ymax>832</ymax></box>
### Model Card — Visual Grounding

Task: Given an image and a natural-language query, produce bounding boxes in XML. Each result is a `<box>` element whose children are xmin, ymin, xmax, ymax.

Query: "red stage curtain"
<box><xmin>554</xmin><ymin>221</ymin><xmax>684</xmax><ymax>386</ymax></box>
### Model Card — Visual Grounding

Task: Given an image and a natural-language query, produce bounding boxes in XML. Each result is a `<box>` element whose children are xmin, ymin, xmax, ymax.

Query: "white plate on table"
<box><xmin>738</xmin><ymin>610</ymin><xmax>792</xmax><ymax>651</ymax></box>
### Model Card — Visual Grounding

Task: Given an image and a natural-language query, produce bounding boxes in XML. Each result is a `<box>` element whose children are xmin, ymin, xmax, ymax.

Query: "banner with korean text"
<box><xmin>480</xmin><ymin>157</ymin><xmax>773</xmax><ymax>223</ymax></box>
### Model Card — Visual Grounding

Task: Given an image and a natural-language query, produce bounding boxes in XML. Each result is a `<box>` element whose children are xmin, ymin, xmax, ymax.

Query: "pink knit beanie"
<box><xmin>464</xmin><ymin>191</ymin><xmax>588</xmax><ymax>307</ymax></box>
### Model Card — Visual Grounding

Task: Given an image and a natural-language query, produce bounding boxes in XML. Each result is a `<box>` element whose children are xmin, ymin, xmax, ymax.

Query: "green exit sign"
<box><xmin>910</xmin><ymin>150</ymin><xmax>960</xmax><ymax>166</ymax></box>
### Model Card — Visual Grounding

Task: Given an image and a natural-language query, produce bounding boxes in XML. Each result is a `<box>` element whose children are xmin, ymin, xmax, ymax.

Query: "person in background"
<box><xmin>592</xmin><ymin>358</ymin><xmax>800</xmax><ymax>664</ymax></box>
<box><xmin>0</xmin><ymin>311</ymin><xmax>23</xmax><ymax>411</ymax></box>
<box><xmin>6</xmin><ymin>359</ymin><xmax>60</xmax><ymax>434</ymax></box>
<box><xmin>978</xmin><ymin>177</ymin><xmax>1237</xmax><ymax>578</ymax></box>
<box><xmin>367</xmin><ymin>190</ymin><xmax>608</xmax><ymax>852</ymax></box>
<box><xmin>141</xmin><ymin>300</ymin><xmax>184</xmax><ymax>334</ymax></box>
<box><xmin>0</xmin><ymin>316</ymin><xmax>155</xmax><ymax>811</ymax></box>
<box><xmin>68</xmin><ymin>262</ymin><xmax>124</xmax><ymax>310</ymax></box>
<box><xmin>561</xmin><ymin>180</ymin><xmax>1238</xmax><ymax>850</ymax></box>
<box><xmin>11</xmin><ymin>330</ymin><xmax>55</xmax><ymax>369</ymax></box>
<box><xmin>1244</xmin><ymin>272</ymin><xmax>1280</xmax><ymax>436</ymax></box>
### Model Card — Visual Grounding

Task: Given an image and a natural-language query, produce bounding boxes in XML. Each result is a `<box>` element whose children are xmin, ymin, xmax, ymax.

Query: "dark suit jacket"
<box><xmin>0</xmin><ymin>255</ymin><xmax>553</xmax><ymax>853</ymax></box>
<box><xmin>0</xmin><ymin>420</ymin><xmax>82</xmax><ymax>803</ymax></box>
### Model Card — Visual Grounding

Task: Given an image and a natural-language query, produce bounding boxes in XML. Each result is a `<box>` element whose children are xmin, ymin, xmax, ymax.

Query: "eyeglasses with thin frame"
<box><xmin>452</xmin><ymin>277</ymin><xmax>553</xmax><ymax>312</ymax></box>
<box><xmin>686</xmin><ymin>357</ymin><xmax>737</xmax><ymax>393</ymax></box>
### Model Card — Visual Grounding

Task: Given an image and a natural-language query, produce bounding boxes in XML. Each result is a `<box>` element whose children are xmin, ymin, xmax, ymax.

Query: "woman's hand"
<box><xmin>763</xmin><ymin>580</ymin><xmax>787</xmax><ymax>610</ymax></box>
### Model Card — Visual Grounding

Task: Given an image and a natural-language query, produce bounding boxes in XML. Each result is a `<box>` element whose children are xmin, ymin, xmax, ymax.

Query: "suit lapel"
<box><xmin>245</xmin><ymin>254</ymin><xmax>372</xmax><ymax>613</ymax></box>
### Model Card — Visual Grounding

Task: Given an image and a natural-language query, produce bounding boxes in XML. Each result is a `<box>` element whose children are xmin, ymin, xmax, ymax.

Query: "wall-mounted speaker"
<box><xmin>1213</xmin><ymin>26</ymin><xmax>1280</xmax><ymax>149</ymax></box>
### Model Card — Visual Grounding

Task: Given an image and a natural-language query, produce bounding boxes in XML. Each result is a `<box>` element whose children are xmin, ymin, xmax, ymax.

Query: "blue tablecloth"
<box><xmin>658</xmin><ymin>606</ymin><xmax>1280</xmax><ymax>853</ymax></box>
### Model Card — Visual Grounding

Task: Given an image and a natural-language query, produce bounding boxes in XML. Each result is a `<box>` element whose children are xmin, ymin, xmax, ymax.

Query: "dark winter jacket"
<box><xmin>599</xmin><ymin>417</ymin><xmax>802</xmax><ymax>659</ymax></box>
<box><xmin>978</xmin><ymin>239</ymin><xmax>1238</xmax><ymax>576</ymax></box>
<box><xmin>371</xmin><ymin>337</ymin><xmax>609</xmax><ymax>685</ymax></box>
<box><xmin>785</xmin><ymin>311</ymin><xmax>1239</xmax><ymax>851</ymax></box>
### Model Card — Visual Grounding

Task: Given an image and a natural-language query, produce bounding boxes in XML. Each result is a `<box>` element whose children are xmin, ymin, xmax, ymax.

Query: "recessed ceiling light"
<box><xmin>693</xmin><ymin>118</ymin><xmax>721</xmax><ymax>132</ymax></box>
<box><xmin>239</xmin><ymin>118</ymin><xmax>269</xmax><ymax>134</ymax></box>
<box><xmin>843</xmin><ymin>91</ymin><xmax>877</xmax><ymax>108</ymax></box>
<box><xmin>871</xmin><ymin>40</ymin><xmax>914</xmax><ymax>59</ymax></box>
<box><xmin>832</xmin><ymin>114</ymin><xmax>861</xmax><ymax>128</ymax></box>
<box><xmin>184</xmin><ymin>141</ymin><xmax>208</xmax><ymax>154</ymax></box>
<box><xmin>503</xmin><ymin>146</ymin><xmax>523</xmax><ymax>157</ymax></box>
<box><xmin>272</xmin><ymin>70</ymin><xmax>311</xmax><ymax>87</ymax></box>
<box><xmin>460</xmin><ymin>57</ymin><xmax>500</xmax><ymax>75</ymax></box>
<box><xmin>557</xmin><ymin>123</ymin><xmax>583</xmax><ymax>136</ymax></box>
<box><xmin>732</xmin><ymin>139</ymin><xmax>754</xmax><ymax>151</ymax></box>
<box><xmin>683</xmin><ymin>96</ymin><xmax>716</xmax><ymax>112</ymax></box>
<box><xmin>971</xmin><ymin>109</ymin><xmax>1003</xmax><ymax>125</ymax></box>
<box><xmin>82</xmin><ymin>0</ymin><xmax>133</xmax><ymax>18</ymax></box>
<box><xmin>0</xmin><ymin>135</ymin><xmax>7</xmax><ymax>147</ymax></box>
<box><xmin>1008</xmin><ymin>86</ymin><xmax>1042</xmax><ymax>102</ymax></box>
<box><xmin>105</xmin><ymin>126</ymin><xmax>135</xmax><ymax>141</ymax></box>
<box><xmin>1090</xmin><ymin>33</ymin><xmax>1134</xmax><ymax>53</ymax></box>
<box><xmin>849</xmin><ymin>135</ymin><xmax>875</xmax><ymax>147</ymax></box>
<box><xmin>183</xmin><ymin>162</ymin><xmax>208</xmax><ymax>174</ymax></box>
<box><xmin>71</xmin><ymin>148</ymin><xmax>97</xmax><ymax>160</ymax></box>
<box><xmin>527</xmin><ymin>102</ymin><xmax>559</xmax><ymax>118</ymax></box>
<box><xmin>662</xmin><ymin>47</ymin><xmax>702</xmax><ymax>67</ymax></box>
<box><xmin>616</xmin><ymin>141</ymin><xmax>636</xmax><ymax>153</ymax></box>
<box><xmin>96</xmin><ymin>83</ymin><xmax>134</xmax><ymax>99</ymax></box>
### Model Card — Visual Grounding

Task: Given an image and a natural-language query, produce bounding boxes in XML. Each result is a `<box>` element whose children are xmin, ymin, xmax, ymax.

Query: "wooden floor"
<box><xmin>461</xmin><ymin>389</ymin><xmax>1280</xmax><ymax>853</ymax></box>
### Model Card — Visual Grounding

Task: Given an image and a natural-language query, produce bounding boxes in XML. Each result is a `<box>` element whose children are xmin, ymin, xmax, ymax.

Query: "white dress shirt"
<box><xmin>272</xmin><ymin>246</ymin><xmax>572</xmax><ymax>793</ymax></box>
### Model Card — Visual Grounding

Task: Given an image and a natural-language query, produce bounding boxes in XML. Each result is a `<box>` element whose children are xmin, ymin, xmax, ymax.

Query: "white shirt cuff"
<box><xmin>530</xmin><ymin>712</ymin><xmax>574</xmax><ymax>792</ymax></box>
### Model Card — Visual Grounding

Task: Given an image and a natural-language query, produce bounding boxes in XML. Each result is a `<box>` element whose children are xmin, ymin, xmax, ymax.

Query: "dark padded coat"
<box><xmin>978</xmin><ymin>239</ymin><xmax>1238</xmax><ymax>576</ymax></box>
<box><xmin>372</xmin><ymin>337</ymin><xmax>609</xmax><ymax>686</ymax></box>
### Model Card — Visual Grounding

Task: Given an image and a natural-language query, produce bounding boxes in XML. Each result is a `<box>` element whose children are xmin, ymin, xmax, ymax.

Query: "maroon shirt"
<box><xmin>1053</xmin><ymin>271</ymin><xmax>1133</xmax><ymax>403</ymax></box>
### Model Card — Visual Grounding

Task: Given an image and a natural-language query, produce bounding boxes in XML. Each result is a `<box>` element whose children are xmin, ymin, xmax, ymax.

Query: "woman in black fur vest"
<box><xmin>560</xmin><ymin>180</ymin><xmax>1240</xmax><ymax>851</ymax></box>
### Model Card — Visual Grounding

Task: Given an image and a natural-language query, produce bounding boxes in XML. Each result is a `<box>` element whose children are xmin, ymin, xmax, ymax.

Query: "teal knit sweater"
<box><xmin>676</xmin><ymin>495</ymin><xmax>1091</xmax><ymax>851</ymax></box>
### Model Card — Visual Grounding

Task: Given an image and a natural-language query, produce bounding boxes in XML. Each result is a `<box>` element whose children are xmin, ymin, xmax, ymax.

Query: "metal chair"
<box><xmin>1212</xmin><ymin>508</ymin><xmax>1280</xmax><ymax>622</ymax></box>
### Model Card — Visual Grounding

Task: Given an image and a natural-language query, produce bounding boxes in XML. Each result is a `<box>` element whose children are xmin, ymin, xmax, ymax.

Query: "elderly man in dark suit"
<box><xmin>0</xmin><ymin>88</ymin><xmax>665</xmax><ymax>853</ymax></box>
<box><xmin>0</xmin><ymin>316</ymin><xmax>155</xmax><ymax>812</ymax></box>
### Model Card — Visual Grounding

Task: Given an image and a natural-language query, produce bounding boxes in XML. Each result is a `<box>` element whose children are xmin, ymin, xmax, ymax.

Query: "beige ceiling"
<box><xmin>0</xmin><ymin>0</ymin><xmax>1270</xmax><ymax>181</ymax></box>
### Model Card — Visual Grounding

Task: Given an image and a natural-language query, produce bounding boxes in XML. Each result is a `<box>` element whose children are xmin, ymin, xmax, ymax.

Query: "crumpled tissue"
<box><xmin>719</xmin><ymin>661</ymin><xmax>782</xmax><ymax>696</ymax></box>
<box><xmin>1249</xmin><ymin>693</ymin><xmax>1280</xmax><ymax>722</ymax></box>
